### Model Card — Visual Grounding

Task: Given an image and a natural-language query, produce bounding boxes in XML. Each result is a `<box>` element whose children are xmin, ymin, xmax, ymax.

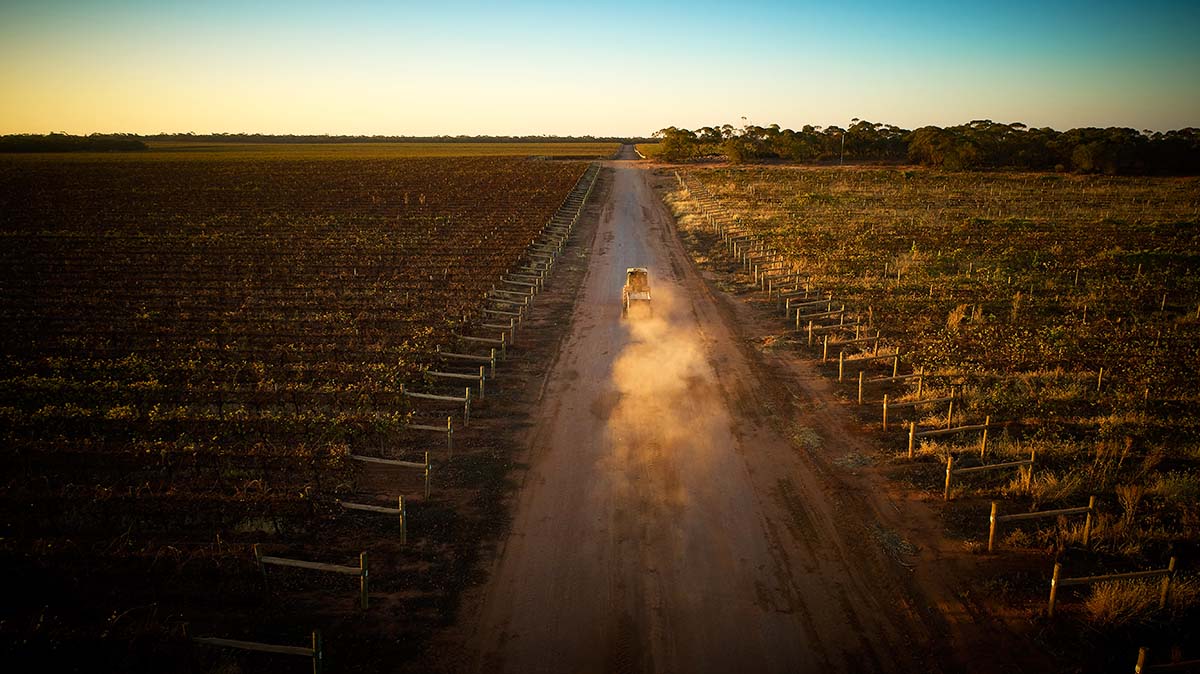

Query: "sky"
<box><xmin>0</xmin><ymin>0</ymin><xmax>1198</xmax><ymax>136</ymax></box>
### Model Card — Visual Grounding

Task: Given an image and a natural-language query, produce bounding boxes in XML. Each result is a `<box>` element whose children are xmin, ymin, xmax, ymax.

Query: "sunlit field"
<box><xmin>669</xmin><ymin>165</ymin><xmax>1200</xmax><ymax>644</ymax></box>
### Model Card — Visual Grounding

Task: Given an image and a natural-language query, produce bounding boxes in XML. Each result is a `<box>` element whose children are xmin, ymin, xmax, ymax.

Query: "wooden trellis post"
<box><xmin>193</xmin><ymin>630</ymin><xmax>323</xmax><ymax>674</ymax></box>
<box><xmin>1049</xmin><ymin>557</ymin><xmax>1175</xmax><ymax>617</ymax></box>
<box><xmin>945</xmin><ymin>449</ymin><xmax>1034</xmax><ymax>500</ymax></box>
<box><xmin>359</xmin><ymin>552</ymin><xmax>370</xmax><ymax>610</ymax></box>
<box><xmin>338</xmin><ymin>496</ymin><xmax>407</xmax><ymax>544</ymax></box>
<box><xmin>255</xmin><ymin>549</ymin><xmax>371</xmax><ymax>610</ymax></box>
<box><xmin>988</xmin><ymin>496</ymin><xmax>1096</xmax><ymax>553</ymax></box>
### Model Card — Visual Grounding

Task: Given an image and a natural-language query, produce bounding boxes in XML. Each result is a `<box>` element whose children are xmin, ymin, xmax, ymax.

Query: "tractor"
<box><xmin>621</xmin><ymin>267</ymin><xmax>651</xmax><ymax>317</ymax></box>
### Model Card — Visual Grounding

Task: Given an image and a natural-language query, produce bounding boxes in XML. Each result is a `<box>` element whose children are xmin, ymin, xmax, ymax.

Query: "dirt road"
<box><xmin>465</xmin><ymin>159</ymin><xmax>1005</xmax><ymax>673</ymax></box>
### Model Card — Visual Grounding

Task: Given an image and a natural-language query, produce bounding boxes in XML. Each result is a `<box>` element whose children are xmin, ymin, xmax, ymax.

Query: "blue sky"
<box><xmin>0</xmin><ymin>0</ymin><xmax>1197</xmax><ymax>135</ymax></box>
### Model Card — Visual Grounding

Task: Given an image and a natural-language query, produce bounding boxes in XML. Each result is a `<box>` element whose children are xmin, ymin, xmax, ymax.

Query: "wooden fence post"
<box><xmin>892</xmin><ymin>355</ymin><xmax>899</xmax><ymax>378</ymax></box>
<box><xmin>446</xmin><ymin>416</ymin><xmax>454</xmax><ymax>457</ymax></box>
<box><xmin>917</xmin><ymin>368</ymin><xmax>924</xmax><ymax>398</ymax></box>
<box><xmin>944</xmin><ymin>455</ymin><xmax>954</xmax><ymax>500</ymax></box>
<box><xmin>254</xmin><ymin>543</ymin><xmax>269</xmax><ymax>592</ymax></box>
<box><xmin>1097</xmin><ymin>367</ymin><xmax>1104</xmax><ymax>393</ymax></box>
<box><xmin>907</xmin><ymin>422</ymin><xmax>916</xmax><ymax>459</ymax></box>
<box><xmin>945</xmin><ymin>392</ymin><xmax>955</xmax><ymax>428</ymax></box>
<box><xmin>313</xmin><ymin>630</ymin><xmax>323</xmax><ymax>674</ymax></box>
<box><xmin>1048</xmin><ymin>562</ymin><xmax>1061</xmax><ymax>617</ymax></box>
<box><xmin>807</xmin><ymin>320</ymin><xmax>814</xmax><ymax>346</ymax></box>
<box><xmin>858</xmin><ymin>371</ymin><xmax>864</xmax><ymax>405</ymax></box>
<box><xmin>988</xmin><ymin>502</ymin><xmax>998</xmax><ymax>553</ymax></box>
<box><xmin>979</xmin><ymin>415</ymin><xmax>990</xmax><ymax>458</ymax></box>
<box><xmin>1040</xmin><ymin>555</ymin><xmax>1176</xmax><ymax>622</ymax></box>
<box><xmin>464</xmin><ymin>388</ymin><xmax>471</xmax><ymax>427</ymax></box>
<box><xmin>838</xmin><ymin>352</ymin><xmax>844</xmax><ymax>381</ymax></box>
<box><xmin>822</xmin><ymin>335</ymin><xmax>829</xmax><ymax>362</ymax></box>
<box><xmin>424</xmin><ymin>451</ymin><xmax>431</xmax><ymax>499</ymax></box>
<box><xmin>1159</xmin><ymin>556</ymin><xmax>1176</xmax><ymax>609</ymax></box>
<box><xmin>1083</xmin><ymin>495</ymin><xmax>1095</xmax><ymax>546</ymax></box>
<box><xmin>882</xmin><ymin>394</ymin><xmax>889</xmax><ymax>430</ymax></box>
<box><xmin>480</xmin><ymin>366</ymin><xmax>487</xmax><ymax>400</ymax></box>
<box><xmin>357</xmin><ymin>551</ymin><xmax>367</xmax><ymax>609</ymax></box>
<box><xmin>1135</xmin><ymin>647</ymin><xmax>1147</xmax><ymax>674</ymax></box>
<box><xmin>398</xmin><ymin>496</ymin><xmax>407</xmax><ymax>545</ymax></box>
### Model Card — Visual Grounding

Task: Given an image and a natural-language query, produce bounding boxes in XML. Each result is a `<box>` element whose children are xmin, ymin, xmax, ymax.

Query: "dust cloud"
<box><xmin>601</xmin><ymin>285</ymin><xmax>730</xmax><ymax>511</ymax></box>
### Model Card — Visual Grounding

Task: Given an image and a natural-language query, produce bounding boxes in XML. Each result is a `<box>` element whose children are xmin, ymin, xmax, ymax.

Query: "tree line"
<box><xmin>652</xmin><ymin>120</ymin><xmax>1200</xmax><ymax>174</ymax></box>
<box><xmin>0</xmin><ymin>133</ymin><xmax>148</xmax><ymax>153</ymax></box>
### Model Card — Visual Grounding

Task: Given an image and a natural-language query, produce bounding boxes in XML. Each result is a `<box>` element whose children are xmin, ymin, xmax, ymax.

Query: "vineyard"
<box><xmin>138</xmin><ymin>141</ymin><xmax>621</xmax><ymax>160</ymax></box>
<box><xmin>0</xmin><ymin>150</ymin><xmax>598</xmax><ymax>670</ymax></box>
<box><xmin>667</xmin><ymin>167</ymin><xmax>1200</xmax><ymax>654</ymax></box>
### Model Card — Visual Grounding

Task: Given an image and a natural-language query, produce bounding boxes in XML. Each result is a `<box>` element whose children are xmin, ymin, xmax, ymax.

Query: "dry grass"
<box><xmin>669</xmin><ymin>168</ymin><xmax>1200</xmax><ymax>641</ymax></box>
<box><xmin>1085</xmin><ymin>574</ymin><xmax>1200</xmax><ymax>627</ymax></box>
<box><xmin>1150</xmin><ymin>471</ymin><xmax>1200</xmax><ymax>502</ymax></box>
<box><xmin>635</xmin><ymin>143</ymin><xmax>663</xmax><ymax>158</ymax></box>
<box><xmin>1116</xmin><ymin>484</ymin><xmax>1147</xmax><ymax>528</ymax></box>
<box><xmin>946</xmin><ymin>303</ymin><xmax>969</xmax><ymax>332</ymax></box>
<box><xmin>1085</xmin><ymin>579</ymin><xmax>1162</xmax><ymax>627</ymax></box>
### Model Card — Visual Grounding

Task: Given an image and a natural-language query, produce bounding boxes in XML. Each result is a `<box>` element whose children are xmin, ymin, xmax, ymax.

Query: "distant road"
<box><xmin>615</xmin><ymin>143</ymin><xmax>640</xmax><ymax>160</ymax></box>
